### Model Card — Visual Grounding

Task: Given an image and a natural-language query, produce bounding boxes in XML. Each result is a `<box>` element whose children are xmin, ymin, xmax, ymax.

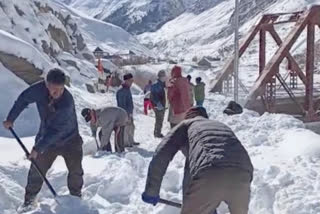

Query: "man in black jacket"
<box><xmin>3</xmin><ymin>68</ymin><xmax>83</xmax><ymax>207</ymax></box>
<box><xmin>142</xmin><ymin>106</ymin><xmax>253</xmax><ymax>214</ymax></box>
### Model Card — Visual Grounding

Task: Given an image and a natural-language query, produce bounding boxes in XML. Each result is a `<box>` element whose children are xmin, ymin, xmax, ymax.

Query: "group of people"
<box><xmin>2</xmin><ymin>66</ymin><xmax>253</xmax><ymax>214</ymax></box>
<box><xmin>142</xmin><ymin>65</ymin><xmax>207</xmax><ymax>137</ymax></box>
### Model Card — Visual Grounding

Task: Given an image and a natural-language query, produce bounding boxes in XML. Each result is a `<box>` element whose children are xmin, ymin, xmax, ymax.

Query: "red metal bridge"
<box><xmin>210</xmin><ymin>5</ymin><xmax>320</xmax><ymax>122</ymax></box>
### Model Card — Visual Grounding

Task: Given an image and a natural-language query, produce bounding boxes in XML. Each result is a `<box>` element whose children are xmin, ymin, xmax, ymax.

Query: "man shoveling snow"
<box><xmin>142</xmin><ymin>106</ymin><xmax>254</xmax><ymax>214</ymax></box>
<box><xmin>2</xmin><ymin>69</ymin><xmax>84</xmax><ymax>210</ymax></box>
<box><xmin>81</xmin><ymin>106</ymin><xmax>128</xmax><ymax>152</ymax></box>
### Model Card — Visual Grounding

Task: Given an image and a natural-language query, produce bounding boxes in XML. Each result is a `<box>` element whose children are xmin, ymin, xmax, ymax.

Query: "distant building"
<box><xmin>93</xmin><ymin>47</ymin><xmax>104</xmax><ymax>58</ymax></box>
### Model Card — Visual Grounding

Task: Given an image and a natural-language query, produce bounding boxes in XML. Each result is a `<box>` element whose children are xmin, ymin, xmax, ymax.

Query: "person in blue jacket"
<box><xmin>150</xmin><ymin>70</ymin><xmax>167</xmax><ymax>138</ymax></box>
<box><xmin>2</xmin><ymin>68</ymin><xmax>83</xmax><ymax>208</ymax></box>
<box><xmin>116</xmin><ymin>73</ymin><xmax>139</xmax><ymax>147</ymax></box>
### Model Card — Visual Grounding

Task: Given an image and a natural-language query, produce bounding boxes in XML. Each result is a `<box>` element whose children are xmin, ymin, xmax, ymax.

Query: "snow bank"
<box><xmin>0</xmin><ymin>64</ymin><xmax>40</xmax><ymax>137</ymax></box>
<box><xmin>0</xmin><ymin>30</ymin><xmax>53</xmax><ymax>73</ymax></box>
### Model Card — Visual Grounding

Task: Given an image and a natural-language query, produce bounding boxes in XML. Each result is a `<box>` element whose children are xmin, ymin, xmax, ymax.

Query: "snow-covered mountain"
<box><xmin>0</xmin><ymin>0</ymin><xmax>152</xmax><ymax>137</ymax></box>
<box><xmin>1</xmin><ymin>1</ymin><xmax>320</xmax><ymax>214</ymax></box>
<box><xmin>138</xmin><ymin>0</ymin><xmax>318</xmax><ymax>60</ymax></box>
<box><xmin>52</xmin><ymin>0</ymin><xmax>154</xmax><ymax>56</ymax></box>
<box><xmin>55</xmin><ymin>0</ymin><xmax>318</xmax><ymax>61</ymax></box>
<box><xmin>56</xmin><ymin>0</ymin><xmax>193</xmax><ymax>34</ymax></box>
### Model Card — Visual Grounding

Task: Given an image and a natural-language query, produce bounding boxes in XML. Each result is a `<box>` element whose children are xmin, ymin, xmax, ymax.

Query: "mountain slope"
<box><xmin>138</xmin><ymin>0</ymin><xmax>318</xmax><ymax>60</ymax></box>
<box><xmin>56</xmin><ymin>0</ymin><xmax>188</xmax><ymax>34</ymax></box>
<box><xmin>52</xmin><ymin>0</ymin><xmax>154</xmax><ymax>55</ymax></box>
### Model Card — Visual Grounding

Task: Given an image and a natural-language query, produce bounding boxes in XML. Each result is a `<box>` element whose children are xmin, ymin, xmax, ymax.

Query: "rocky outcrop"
<box><xmin>0</xmin><ymin>52</ymin><xmax>43</xmax><ymax>85</ymax></box>
<box><xmin>48</xmin><ymin>24</ymin><xmax>72</xmax><ymax>53</ymax></box>
<box><xmin>34</xmin><ymin>1</ymin><xmax>94</xmax><ymax>60</ymax></box>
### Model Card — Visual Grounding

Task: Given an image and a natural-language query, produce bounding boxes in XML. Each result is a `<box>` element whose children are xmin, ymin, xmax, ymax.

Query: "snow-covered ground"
<box><xmin>1</xmin><ymin>65</ymin><xmax>320</xmax><ymax>213</ymax></box>
<box><xmin>1</xmin><ymin>0</ymin><xmax>320</xmax><ymax>213</ymax></box>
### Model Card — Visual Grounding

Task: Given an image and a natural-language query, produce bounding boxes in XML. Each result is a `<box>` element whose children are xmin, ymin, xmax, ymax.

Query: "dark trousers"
<box><xmin>99</xmin><ymin>126</ymin><xmax>125</xmax><ymax>153</ymax></box>
<box><xmin>154</xmin><ymin>109</ymin><xmax>165</xmax><ymax>136</ymax></box>
<box><xmin>25</xmin><ymin>135</ymin><xmax>84</xmax><ymax>202</ymax></box>
<box><xmin>181</xmin><ymin>167</ymin><xmax>251</xmax><ymax>214</ymax></box>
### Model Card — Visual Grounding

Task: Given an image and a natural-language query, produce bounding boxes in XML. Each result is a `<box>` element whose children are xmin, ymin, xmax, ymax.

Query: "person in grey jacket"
<box><xmin>3</xmin><ymin>68</ymin><xmax>83</xmax><ymax>207</ymax></box>
<box><xmin>116</xmin><ymin>73</ymin><xmax>139</xmax><ymax>147</ymax></box>
<box><xmin>142</xmin><ymin>106</ymin><xmax>253</xmax><ymax>214</ymax></box>
<box><xmin>81</xmin><ymin>107</ymin><xmax>128</xmax><ymax>152</ymax></box>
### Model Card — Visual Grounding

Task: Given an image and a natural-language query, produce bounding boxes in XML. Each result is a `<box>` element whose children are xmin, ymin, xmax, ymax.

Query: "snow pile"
<box><xmin>1</xmin><ymin>79</ymin><xmax>320</xmax><ymax>213</ymax></box>
<box><xmin>0</xmin><ymin>64</ymin><xmax>40</xmax><ymax>138</ymax></box>
<box><xmin>0</xmin><ymin>30</ymin><xmax>53</xmax><ymax>72</ymax></box>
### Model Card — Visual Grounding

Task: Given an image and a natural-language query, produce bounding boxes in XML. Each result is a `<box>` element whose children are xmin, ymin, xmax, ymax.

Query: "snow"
<box><xmin>1</xmin><ymin>0</ymin><xmax>320</xmax><ymax>213</ymax></box>
<box><xmin>0</xmin><ymin>64</ymin><xmax>40</xmax><ymax>138</ymax></box>
<box><xmin>52</xmin><ymin>0</ymin><xmax>154</xmax><ymax>56</ymax></box>
<box><xmin>60</xmin><ymin>0</ymin><xmax>152</xmax><ymax>25</ymax></box>
<box><xmin>1</xmin><ymin>67</ymin><xmax>320</xmax><ymax>213</ymax></box>
<box><xmin>0</xmin><ymin>30</ymin><xmax>53</xmax><ymax>73</ymax></box>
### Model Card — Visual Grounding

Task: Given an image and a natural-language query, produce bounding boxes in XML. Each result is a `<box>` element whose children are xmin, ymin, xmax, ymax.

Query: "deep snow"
<box><xmin>1</xmin><ymin>75</ymin><xmax>320</xmax><ymax>213</ymax></box>
<box><xmin>1</xmin><ymin>0</ymin><xmax>320</xmax><ymax>213</ymax></box>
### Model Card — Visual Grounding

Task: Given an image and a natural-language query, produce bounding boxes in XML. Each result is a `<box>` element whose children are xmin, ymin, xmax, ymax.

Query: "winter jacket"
<box><xmin>116</xmin><ymin>84</ymin><xmax>134</xmax><ymax>114</ymax></box>
<box><xmin>144</xmin><ymin>84</ymin><xmax>152</xmax><ymax>100</ymax></box>
<box><xmin>150</xmin><ymin>80</ymin><xmax>166</xmax><ymax>109</ymax></box>
<box><xmin>90</xmin><ymin>107</ymin><xmax>128</xmax><ymax>146</ymax></box>
<box><xmin>6</xmin><ymin>81</ymin><xmax>79</xmax><ymax>153</ymax></box>
<box><xmin>144</xmin><ymin>116</ymin><xmax>253</xmax><ymax>196</ymax></box>
<box><xmin>194</xmin><ymin>82</ymin><xmax>205</xmax><ymax>102</ymax></box>
<box><xmin>167</xmin><ymin>67</ymin><xmax>192</xmax><ymax>114</ymax></box>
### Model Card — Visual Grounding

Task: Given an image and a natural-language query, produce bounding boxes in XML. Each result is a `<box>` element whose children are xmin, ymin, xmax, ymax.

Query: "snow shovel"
<box><xmin>159</xmin><ymin>198</ymin><xmax>182</xmax><ymax>208</ymax></box>
<box><xmin>9</xmin><ymin>127</ymin><xmax>61</xmax><ymax>204</ymax></box>
<box><xmin>159</xmin><ymin>198</ymin><xmax>218</xmax><ymax>214</ymax></box>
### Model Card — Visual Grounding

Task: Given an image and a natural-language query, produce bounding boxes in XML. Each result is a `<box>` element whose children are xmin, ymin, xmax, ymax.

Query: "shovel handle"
<box><xmin>9</xmin><ymin>128</ymin><xmax>58</xmax><ymax>198</ymax></box>
<box><xmin>159</xmin><ymin>198</ymin><xmax>182</xmax><ymax>208</ymax></box>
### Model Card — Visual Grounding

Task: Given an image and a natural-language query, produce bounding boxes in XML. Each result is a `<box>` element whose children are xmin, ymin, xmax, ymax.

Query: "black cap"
<box><xmin>81</xmin><ymin>108</ymin><xmax>92</xmax><ymax>122</ymax></box>
<box><xmin>123</xmin><ymin>73</ymin><xmax>133</xmax><ymax>81</ymax></box>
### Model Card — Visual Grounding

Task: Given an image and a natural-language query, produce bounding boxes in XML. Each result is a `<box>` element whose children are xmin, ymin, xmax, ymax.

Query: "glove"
<box><xmin>141</xmin><ymin>192</ymin><xmax>160</xmax><ymax>206</ymax></box>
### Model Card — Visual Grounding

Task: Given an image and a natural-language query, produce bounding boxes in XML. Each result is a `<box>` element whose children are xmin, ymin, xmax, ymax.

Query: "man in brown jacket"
<box><xmin>142</xmin><ymin>106</ymin><xmax>253</xmax><ymax>214</ymax></box>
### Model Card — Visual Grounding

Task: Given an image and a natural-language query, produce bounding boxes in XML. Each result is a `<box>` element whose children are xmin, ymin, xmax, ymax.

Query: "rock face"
<box><xmin>0</xmin><ymin>0</ymin><xmax>96</xmax><ymax>85</ymax></box>
<box><xmin>0</xmin><ymin>52</ymin><xmax>43</xmax><ymax>85</ymax></box>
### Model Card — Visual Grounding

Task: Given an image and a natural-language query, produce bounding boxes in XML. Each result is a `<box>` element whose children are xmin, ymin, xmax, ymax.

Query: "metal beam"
<box><xmin>259</xmin><ymin>29</ymin><xmax>266</xmax><ymax>73</ymax></box>
<box><xmin>305</xmin><ymin>23</ymin><xmax>315</xmax><ymax>119</ymax></box>
<box><xmin>234</xmin><ymin>0</ymin><xmax>240</xmax><ymax>102</ymax></box>
<box><xmin>245</xmin><ymin>9</ymin><xmax>311</xmax><ymax>107</ymax></box>
<box><xmin>268</xmin><ymin>27</ymin><xmax>307</xmax><ymax>85</ymax></box>
<box><xmin>275</xmin><ymin>73</ymin><xmax>305</xmax><ymax>114</ymax></box>
<box><xmin>210</xmin><ymin>15</ymin><xmax>271</xmax><ymax>92</ymax></box>
<box><xmin>264</xmin><ymin>11</ymin><xmax>304</xmax><ymax>17</ymax></box>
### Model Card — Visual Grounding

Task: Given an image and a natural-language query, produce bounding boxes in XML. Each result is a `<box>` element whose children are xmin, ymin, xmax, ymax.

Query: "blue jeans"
<box><xmin>196</xmin><ymin>100</ymin><xmax>204</xmax><ymax>107</ymax></box>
